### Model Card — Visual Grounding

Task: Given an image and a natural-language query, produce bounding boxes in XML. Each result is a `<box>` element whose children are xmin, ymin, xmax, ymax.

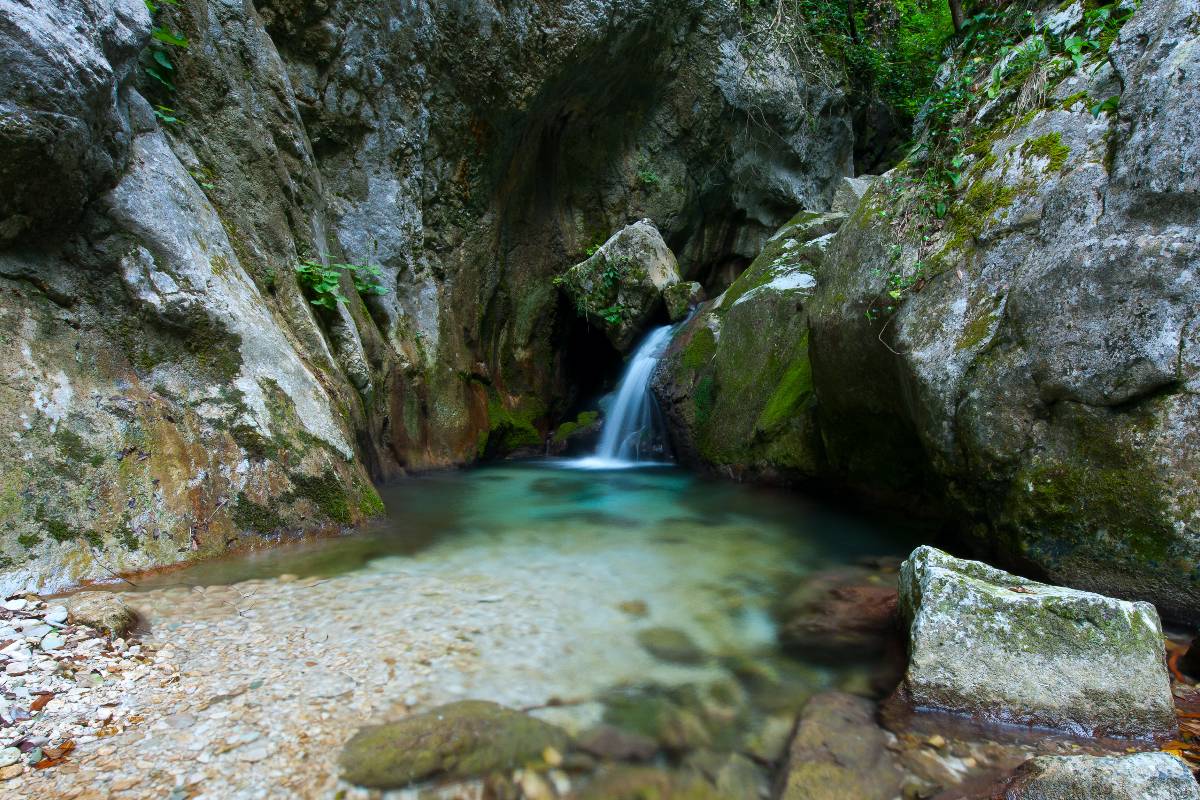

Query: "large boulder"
<box><xmin>0</xmin><ymin>0</ymin><xmax>149</xmax><ymax>242</ymax></box>
<box><xmin>776</xmin><ymin>692</ymin><xmax>903</xmax><ymax>800</ymax></box>
<box><xmin>338</xmin><ymin>700</ymin><xmax>569</xmax><ymax>788</ymax></box>
<box><xmin>1000</xmin><ymin>753</ymin><xmax>1200</xmax><ymax>800</ymax></box>
<box><xmin>654</xmin><ymin>210</ymin><xmax>844</xmax><ymax>481</ymax></box>
<box><xmin>898</xmin><ymin>546</ymin><xmax>1176</xmax><ymax>739</ymax></box>
<box><xmin>557</xmin><ymin>220</ymin><xmax>683</xmax><ymax>352</ymax></box>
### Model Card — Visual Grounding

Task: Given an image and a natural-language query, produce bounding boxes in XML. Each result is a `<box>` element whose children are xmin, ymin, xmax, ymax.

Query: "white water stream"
<box><xmin>571</xmin><ymin>324</ymin><xmax>674</xmax><ymax>469</ymax></box>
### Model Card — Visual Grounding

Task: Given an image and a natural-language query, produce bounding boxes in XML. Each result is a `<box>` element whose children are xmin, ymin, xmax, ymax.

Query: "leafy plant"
<box><xmin>1090</xmin><ymin>94</ymin><xmax>1119</xmax><ymax>118</ymax></box>
<box><xmin>295</xmin><ymin>260</ymin><xmax>389</xmax><ymax>310</ymax></box>
<box><xmin>141</xmin><ymin>0</ymin><xmax>188</xmax><ymax>117</ymax></box>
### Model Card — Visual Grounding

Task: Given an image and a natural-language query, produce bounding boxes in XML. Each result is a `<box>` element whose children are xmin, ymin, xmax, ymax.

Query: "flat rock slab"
<box><xmin>777</xmin><ymin>691</ymin><xmax>902</xmax><ymax>800</ymax></box>
<box><xmin>1001</xmin><ymin>752</ymin><xmax>1200</xmax><ymax>800</ymax></box>
<box><xmin>898</xmin><ymin>546</ymin><xmax>1175</xmax><ymax>739</ymax></box>
<box><xmin>338</xmin><ymin>700</ymin><xmax>568</xmax><ymax>788</ymax></box>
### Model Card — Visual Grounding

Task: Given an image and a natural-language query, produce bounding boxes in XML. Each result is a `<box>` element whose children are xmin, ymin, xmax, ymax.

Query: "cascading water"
<box><xmin>570</xmin><ymin>324</ymin><xmax>675</xmax><ymax>469</ymax></box>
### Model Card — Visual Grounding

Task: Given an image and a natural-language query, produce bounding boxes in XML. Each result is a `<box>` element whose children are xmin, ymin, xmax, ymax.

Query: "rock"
<box><xmin>653</xmin><ymin>210</ymin><xmax>844</xmax><ymax>482</ymax></box>
<box><xmin>65</xmin><ymin>593</ymin><xmax>137</xmax><ymax>638</ymax></box>
<box><xmin>338</xmin><ymin>700</ymin><xmax>569</xmax><ymax>788</ymax></box>
<box><xmin>3</xmin><ymin>599</ymin><xmax>26</xmax><ymax>611</ymax></box>
<box><xmin>777</xmin><ymin>692</ymin><xmax>903</xmax><ymax>800</ymax></box>
<box><xmin>0</xmin><ymin>747</ymin><xmax>18</xmax><ymax>768</ymax></box>
<box><xmin>576</xmin><ymin>724</ymin><xmax>659</xmax><ymax>762</ymax></box>
<box><xmin>572</xmin><ymin>766</ymin><xmax>722</xmax><ymax>800</ymax></box>
<box><xmin>775</xmin><ymin>566</ymin><xmax>900</xmax><ymax>660</ymax></box>
<box><xmin>601</xmin><ymin>685</ymin><xmax>717</xmax><ymax>754</ymax></box>
<box><xmin>830</xmin><ymin>175</ymin><xmax>875</xmax><ymax>214</ymax></box>
<box><xmin>1000</xmin><ymin>752</ymin><xmax>1200</xmax><ymax>800</ymax></box>
<box><xmin>44</xmin><ymin>606</ymin><xmax>68</xmax><ymax>624</ymax></box>
<box><xmin>616</xmin><ymin>600</ymin><xmax>649</xmax><ymax>618</ymax></box>
<box><xmin>558</xmin><ymin>220</ymin><xmax>683</xmax><ymax>352</ymax></box>
<box><xmin>39</xmin><ymin>632</ymin><xmax>65</xmax><ymax>651</ymax></box>
<box><xmin>898</xmin><ymin>546</ymin><xmax>1176</xmax><ymax>739</ymax></box>
<box><xmin>663</xmin><ymin>281</ymin><xmax>705</xmax><ymax>322</ymax></box>
<box><xmin>635</xmin><ymin>626</ymin><xmax>707</xmax><ymax>665</ymax></box>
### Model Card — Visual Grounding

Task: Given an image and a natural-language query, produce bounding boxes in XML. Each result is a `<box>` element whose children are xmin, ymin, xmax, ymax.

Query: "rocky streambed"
<box><xmin>0</xmin><ymin>464</ymin><xmax>1197</xmax><ymax>798</ymax></box>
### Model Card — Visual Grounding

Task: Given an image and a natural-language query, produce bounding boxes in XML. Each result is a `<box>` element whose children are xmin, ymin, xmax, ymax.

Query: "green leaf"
<box><xmin>888</xmin><ymin>289</ymin><xmax>902</xmax><ymax>300</ymax></box>
<box><xmin>151</xmin><ymin>27</ymin><xmax>189</xmax><ymax>48</ymax></box>
<box><xmin>934</xmin><ymin>201</ymin><xmax>947</xmax><ymax>219</ymax></box>
<box><xmin>143</xmin><ymin>66</ymin><xmax>175</xmax><ymax>90</ymax></box>
<box><xmin>153</xmin><ymin>50</ymin><xmax>174</xmax><ymax>70</ymax></box>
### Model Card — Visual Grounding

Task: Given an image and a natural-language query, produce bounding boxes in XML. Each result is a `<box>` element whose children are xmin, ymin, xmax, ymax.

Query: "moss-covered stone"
<box><xmin>636</xmin><ymin>626</ymin><xmax>707</xmax><ymax>664</ymax></box>
<box><xmin>1022</xmin><ymin>131</ymin><xmax>1071</xmax><ymax>173</ymax></box>
<box><xmin>290</xmin><ymin>471</ymin><xmax>353</xmax><ymax>524</ymax></box>
<box><xmin>338</xmin><ymin>701</ymin><xmax>568</xmax><ymax>788</ymax></box>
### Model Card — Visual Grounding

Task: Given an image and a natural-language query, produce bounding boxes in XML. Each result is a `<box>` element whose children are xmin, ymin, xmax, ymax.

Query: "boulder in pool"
<box><xmin>898</xmin><ymin>546</ymin><xmax>1175</xmax><ymax>739</ymax></box>
<box><xmin>556</xmin><ymin>219</ymin><xmax>682</xmax><ymax>352</ymax></box>
<box><xmin>338</xmin><ymin>700</ymin><xmax>568</xmax><ymax>788</ymax></box>
<box><xmin>1000</xmin><ymin>752</ymin><xmax>1200</xmax><ymax>800</ymax></box>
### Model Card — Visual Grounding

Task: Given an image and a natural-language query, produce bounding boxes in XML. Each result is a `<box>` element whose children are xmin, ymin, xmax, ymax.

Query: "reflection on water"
<box><xmin>121</xmin><ymin>461</ymin><xmax>919</xmax><ymax>592</ymax></box>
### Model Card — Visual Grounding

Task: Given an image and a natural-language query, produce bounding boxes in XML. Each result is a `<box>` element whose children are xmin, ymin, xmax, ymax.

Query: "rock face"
<box><xmin>898</xmin><ymin>546</ymin><xmax>1176</xmax><ymax>739</ymax></box>
<box><xmin>557</xmin><ymin>220</ymin><xmax>682</xmax><ymax>352</ymax></box>
<box><xmin>654</xmin><ymin>0</ymin><xmax>1200</xmax><ymax>620</ymax></box>
<box><xmin>1001</xmin><ymin>753</ymin><xmax>1200</xmax><ymax>800</ymax></box>
<box><xmin>0</xmin><ymin>0</ymin><xmax>854</xmax><ymax>586</ymax></box>
<box><xmin>338</xmin><ymin>700</ymin><xmax>568</xmax><ymax>788</ymax></box>
<box><xmin>776</xmin><ymin>692</ymin><xmax>903</xmax><ymax>800</ymax></box>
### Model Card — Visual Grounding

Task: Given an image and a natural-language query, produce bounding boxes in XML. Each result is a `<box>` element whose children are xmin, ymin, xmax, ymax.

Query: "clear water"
<box><xmin>121</xmin><ymin>462</ymin><xmax>917</xmax><ymax>592</ymax></box>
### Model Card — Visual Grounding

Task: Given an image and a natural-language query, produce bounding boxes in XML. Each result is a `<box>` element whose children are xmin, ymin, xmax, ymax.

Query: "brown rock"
<box><xmin>776</xmin><ymin>567</ymin><xmax>899</xmax><ymax>660</ymax></box>
<box><xmin>777</xmin><ymin>692</ymin><xmax>903</xmax><ymax>800</ymax></box>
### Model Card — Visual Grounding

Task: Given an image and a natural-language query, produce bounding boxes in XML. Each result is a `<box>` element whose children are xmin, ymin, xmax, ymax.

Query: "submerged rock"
<box><xmin>64</xmin><ymin>592</ymin><xmax>137</xmax><ymax>638</ymax></box>
<box><xmin>1000</xmin><ymin>752</ymin><xmax>1200</xmax><ymax>800</ymax></box>
<box><xmin>775</xmin><ymin>565</ymin><xmax>900</xmax><ymax>660</ymax></box>
<box><xmin>777</xmin><ymin>692</ymin><xmax>902</xmax><ymax>800</ymax></box>
<box><xmin>558</xmin><ymin>220</ymin><xmax>683</xmax><ymax>352</ymax></box>
<box><xmin>338</xmin><ymin>700</ymin><xmax>568</xmax><ymax>788</ymax></box>
<box><xmin>636</xmin><ymin>626</ymin><xmax>707</xmax><ymax>664</ymax></box>
<box><xmin>898</xmin><ymin>546</ymin><xmax>1176</xmax><ymax>739</ymax></box>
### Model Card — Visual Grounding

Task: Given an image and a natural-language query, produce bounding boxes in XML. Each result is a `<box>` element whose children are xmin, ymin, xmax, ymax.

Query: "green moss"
<box><xmin>114</xmin><ymin>522</ymin><xmax>140</xmax><ymax>551</ymax></box>
<box><xmin>1022</xmin><ymin>132</ymin><xmax>1071</xmax><ymax>173</ymax></box>
<box><xmin>956</xmin><ymin>304</ymin><xmax>1000</xmax><ymax>351</ymax></box>
<box><xmin>290</xmin><ymin>472</ymin><xmax>352</xmax><ymax>525</ymax></box>
<box><xmin>356</xmin><ymin>480</ymin><xmax>386</xmax><ymax>518</ymax></box>
<box><xmin>232</xmin><ymin>493</ymin><xmax>287</xmax><ymax>532</ymax></box>
<box><xmin>694</xmin><ymin>376</ymin><xmax>716</xmax><ymax>427</ymax></box>
<box><xmin>230</xmin><ymin>424</ymin><xmax>280</xmax><ymax>461</ymax></box>
<box><xmin>1060</xmin><ymin>91</ymin><xmax>1090</xmax><ymax>111</ymax></box>
<box><xmin>962</xmin><ymin>178</ymin><xmax>1018</xmax><ymax>218</ymax></box>
<box><xmin>53</xmin><ymin>428</ymin><xmax>106</xmax><ymax>468</ymax></box>
<box><xmin>682</xmin><ymin>326</ymin><xmax>717</xmax><ymax>370</ymax></box>
<box><xmin>482</xmin><ymin>392</ymin><xmax>545</xmax><ymax>454</ymax></box>
<box><xmin>754</xmin><ymin>343</ymin><xmax>814</xmax><ymax>434</ymax></box>
<box><xmin>17</xmin><ymin>533</ymin><xmax>41</xmax><ymax>549</ymax></box>
<box><xmin>552</xmin><ymin>410</ymin><xmax>600</xmax><ymax>444</ymax></box>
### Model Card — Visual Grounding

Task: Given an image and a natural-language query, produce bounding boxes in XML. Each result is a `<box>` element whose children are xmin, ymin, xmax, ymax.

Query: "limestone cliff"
<box><xmin>0</xmin><ymin>0</ymin><xmax>853</xmax><ymax>589</ymax></box>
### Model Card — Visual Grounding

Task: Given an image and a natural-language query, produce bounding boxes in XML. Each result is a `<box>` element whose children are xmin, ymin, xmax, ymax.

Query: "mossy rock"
<box><xmin>572</xmin><ymin>766</ymin><xmax>724</xmax><ymax>800</ymax></box>
<box><xmin>65</xmin><ymin>592</ymin><xmax>138</xmax><ymax>638</ymax></box>
<box><xmin>338</xmin><ymin>700</ymin><xmax>569</xmax><ymax>788</ymax></box>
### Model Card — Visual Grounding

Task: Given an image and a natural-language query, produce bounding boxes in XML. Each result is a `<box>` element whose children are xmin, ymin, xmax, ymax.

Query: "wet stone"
<box><xmin>338</xmin><ymin>700</ymin><xmax>569</xmax><ymax>788</ymax></box>
<box><xmin>636</xmin><ymin>626</ymin><xmax>707</xmax><ymax>664</ymax></box>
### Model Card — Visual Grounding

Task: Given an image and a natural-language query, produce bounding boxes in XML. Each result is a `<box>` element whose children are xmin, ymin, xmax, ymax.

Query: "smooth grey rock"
<box><xmin>64</xmin><ymin>593</ymin><xmax>137</xmax><ymax>638</ymax></box>
<box><xmin>1002</xmin><ymin>752</ymin><xmax>1200</xmax><ymax>800</ymax></box>
<box><xmin>830</xmin><ymin>175</ymin><xmax>875</xmax><ymax>214</ymax></box>
<box><xmin>899</xmin><ymin>546</ymin><xmax>1176</xmax><ymax>739</ymax></box>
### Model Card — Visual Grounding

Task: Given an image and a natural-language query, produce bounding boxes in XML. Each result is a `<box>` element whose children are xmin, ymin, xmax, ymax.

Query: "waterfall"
<box><xmin>571</xmin><ymin>325</ymin><xmax>674</xmax><ymax>469</ymax></box>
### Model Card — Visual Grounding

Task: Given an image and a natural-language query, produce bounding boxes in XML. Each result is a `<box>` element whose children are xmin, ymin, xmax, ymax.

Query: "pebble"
<box><xmin>4</xmin><ymin>599</ymin><xmax>27</xmax><ymax>612</ymax></box>
<box><xmin>5</xmin><ymin>663</ymin><xmax>28</xmax><ymax>676</ymax></box>
<box><xmin>41</xmin><ymin>632</ymin><xmax>67</xmax><ymax>651</ymax></box>
<box><xmin>0</xmin><ymin>747</ymin><xmax>19</xmax><ymax>767</ymax></box>
<box><xmin>45</xmin><ymin>607</ymin><xmax>69</xmax><ymax>624</ymax></box>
